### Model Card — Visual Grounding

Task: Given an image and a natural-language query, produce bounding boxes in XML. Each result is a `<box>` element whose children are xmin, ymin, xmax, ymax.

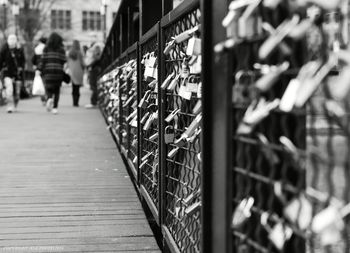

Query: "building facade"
<box><xmin>0</xmin><ymin>0</ymin><xmax>120</xmax><ymax>47</ymax></box>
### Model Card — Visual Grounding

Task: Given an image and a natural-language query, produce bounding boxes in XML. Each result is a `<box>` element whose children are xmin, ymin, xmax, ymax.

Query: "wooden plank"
<box><xmin>0</xmin><ymin>87</ymin><xmax>160</xmax><ymax>252</ymax></box>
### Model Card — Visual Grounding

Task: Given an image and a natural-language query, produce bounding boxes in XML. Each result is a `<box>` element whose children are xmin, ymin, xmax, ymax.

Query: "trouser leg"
<box><xmin>53</xmin><ymin>86</ymin><xmax>60</xmax><ymax>109</ymax></box>
<box><xmin>13</xmin><ymin>80</ymin><xmax>21</xmax><ymax>107</ymax></box>
<box><xmin>90</xmin><ymin>84</ymin><xmax>97</xmax><ymax>106</ymax></box>
<box><xmin>72</xmin><ymin>85</ymin><xmax>80</xmax><ymax>106</ymax></box>
<box><xmin>4</xmin><ymin>77</ymin><xmax>14</xmax><ymax>108</ymax></box>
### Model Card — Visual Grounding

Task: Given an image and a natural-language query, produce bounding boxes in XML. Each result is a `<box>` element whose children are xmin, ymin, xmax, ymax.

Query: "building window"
<box><xmin>51</xmin><ymin>10</ymin><xmax>71</xmax><ymax>30</ymax></box>
<box><xmin>82</xmin><ymin>11</ymin><xmax>102</xmax><ymax>31</ymax></box>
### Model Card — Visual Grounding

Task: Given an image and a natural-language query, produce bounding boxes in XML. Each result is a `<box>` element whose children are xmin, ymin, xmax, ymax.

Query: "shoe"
<box><xmin>52</xmin><ymin>108</ymin><xmax>58</xmax><ymax>114</ymax></box>
<box><xmin>85</xmin><ymin>104</ymin><xmax>96</xmax><ymax>109</ymax></box>
<box><xmin>6</xmin><ymin>106</ymin><xmax>13</xmax><ymax>113</ymax></box>
<box><xmin>46</xmin><ymin>98</ymin><xmax>53</xmax><ymax>112</ymax></box>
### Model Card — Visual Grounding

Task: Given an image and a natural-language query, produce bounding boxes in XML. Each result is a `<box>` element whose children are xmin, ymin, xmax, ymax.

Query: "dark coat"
<box><xmin>39</xmin><ymin>47</ymin><xmax>66</xmax><ymax>88</ymax></box>
<box><xmin>0</xmin><ymin>43</ymin><xmax>25</xmax><ymax>80</ymax></box>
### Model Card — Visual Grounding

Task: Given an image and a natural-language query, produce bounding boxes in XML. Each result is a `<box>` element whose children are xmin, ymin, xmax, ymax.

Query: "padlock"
<box><xmin>161</xmin><ymin>72</ymin><xmax>175</xmax><ymax>90</ymax></box>
<box><xmin>259</xmin><ymin>15</ymin><xmax>300</xmax><ymax>59</ymax></box>
<box><xmin>168</xmin><ymin>146</ymin><xmax>180</xmax><ymax>158</ymax></box>
<box><xmin>139</xmin><ymin>159</ymin><xmax>148</xmax><ymax>169</ymax></box>
<box><xmin>184</xmin><ymin>201</ymin><xmax>201</xmax><ymax>215</ymax></box>
<box><xmin>174</xmin><ymin>25</ymin><xmax>200</xmax><ymax>43</ymax></box>
<box><xmin>231</xmin><ymin>197</ymin><xmax>254</xmax><ymax>228</ymax></box>
<box><xmin>283</xmin><ymin>194</ymin><xmax>313</xmax><ymax>230</ymax></box>
<box><xmin>164</xmin><ymin>40</ymin><xmax>176</xmax><ymax>55</ymax></box>
<box><xmin>167</xmin><ymin>74</ymin><xmax>180</xmax><ymax>91</ymax></box>
<box><xmin>141</xmin><ymin>152</ymin><xmax>153</xmax><ymax>162</ymax></box>
<box><xmin>148</xmin><ymin>79</ymin><xmax>157</xmax><ymax>89</ymax></box>
<box><xmin>187</xmin><ymin>127</ymin><xmax>201</xmax><ymax>143</ymax></box>
<box><xmin>324</xmin><ymin>100</ymin><xmax>348</xmax><ymax>134</ymax></box>
<box><xmin>295</xmin><ymin>56</ymin><xmax>337</xmax><ymax>107</ymax></box>
<box><xmin>238</xmin><ymin>0</ymin><xmax>261</xmax><ymax>38</ymax></box>
<box><xmin>183</xmin><ymin>189</ymin><xmax>201</xmax><ymax>205</ymax></box>
<box><xmin>126</xmin><ymin>110</ymin><xmax>137</xmax><ymax>122</ymax></box>
<box><xmin>279</xmin><ymin>79</ymin><xmax>301</xmax><ymax>112</ymax></box>
<box><xmin>190</xmin><ymin>55</ymin><xmax>202</xmax><ymax>74</ymax></box>
<box><xmin>139</xmin><ymin>90</ymin><xmax>151</xmax><ymax>109</ymax></box>
<box><xmin>192</xmin><ymin>100</ymin><xmax>202</xmax><ymax>115</ymax></box>
<box><xmin>130</xmin><ymin>116</ymin><xmax>137</xmax><ymax>128</ymax></box>
<box><xmin>144</xmin><ymin>66</ymin><xmax>156</xmax><ymax>78</ymax></box>
<box><xmin>186</xmin><ymin>37</ymin><xmax>201</xmax><ymax>56</ymax></box>
<box><xmin>255</xmin><ymin>62</ymin><xmax>289</xmax><ymax>92</ymax></box>
<box><xmin>147</xmin><ymin>52</ymin><xmax>157</xmax><ymax>67</ymax></box>
<box><xmin>152</xmin><ymin>67</ymin><xmax>158</xmax><ymax>79</ymax></box>
<box><xmin>124</xmin><ymin>96</ymin><xmax>134</xmax><ymax>107</ymax></box>
<box><xmin>186</xmin><ymin>75</ymin><xmax>199</xmax><ymax>93</ymax></box>
<box><xmin>182</xmin><ymin>114</ymin><xmax>202</xmax><ymax>139</ymax></box>
<box><xmin>143</xmin><ymin>113</ymin><xmax>155</xmax><ymax>131</ymax></box>
<box><xmin>178</xmin><ymin>85</ymin><xmax>192</xmax><ymax>100</ymax></box>
<box><xmin>311</xmin><ymin>205</ymin><xmax>344</xmax><ymax>234</ymax></box>
<box><xmin>141</xmin><ymin>52</ymin><xmax>149</xmax><ymax>65</ymax></box>
<box><xmin>132</xmin><ymin>156</ymin><xmax>138</xmax><ymax>164</ymax></box>
<box><xmin>268</xmin><ymin>222</ymin><xmax>293</xmax><ymax>250</ymax></box>
<box><xmin>165</xmin><ymin>108</ymin><xmax>181</xmax><ymax>123</ymax></box>
<box><xmin>131</xmin><ymin>137</ymin><xmax>137</xmax><ymax>147</ymax></box>
<box><xmin>149</xmin><ymin>132</ymin><xmax>158</xmax><ymax>142</ymax></box>
<box><xmin>164</xmin><ymin>126</ymin><xmax>175</xmax><ymax>144</ymax></box>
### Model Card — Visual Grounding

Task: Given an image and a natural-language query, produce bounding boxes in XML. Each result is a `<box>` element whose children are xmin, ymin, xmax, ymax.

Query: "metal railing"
<box><xmin>98</xmin><ymin>0</ymin><xmax>350</xmax><ymax>252</ymax></box>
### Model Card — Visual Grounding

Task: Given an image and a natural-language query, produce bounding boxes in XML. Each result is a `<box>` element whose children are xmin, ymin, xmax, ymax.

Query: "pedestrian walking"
<box><xmin>67</xmin><ymin>40</ymin><xmax>84</xmax><ymax>107</ymax></box>
<box><xmin>84</xmin><ymin>43</ymin><xmax>102</xmax><ymax>109</ymax></box>
<box><xmin>38</xmin><ymin>32</ymin><xmax>66</xmax><ymax>115</ymax></box>
<box><xmin>0</xmin><ymin>34</ymin><xmax>26</xmax><ymax>113</ymax></box>
<box><xmin>32</xmin><ymin>37</ymin><xmax>47</xmax><ymax>105</ymax></box>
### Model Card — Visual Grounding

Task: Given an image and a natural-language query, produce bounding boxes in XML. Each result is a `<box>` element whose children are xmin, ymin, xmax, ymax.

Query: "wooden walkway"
<box><xmin>0</xmin><ymin>86</ymin><xmax>160</xmax><ymax>252</ymax></box>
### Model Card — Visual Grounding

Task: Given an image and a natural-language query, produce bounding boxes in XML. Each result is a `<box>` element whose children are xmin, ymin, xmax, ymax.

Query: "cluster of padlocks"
<box><xmin>98</xmin><ymin>0</ymin><xmax>350</xmax><ymax>252</ymax></box>
<box><xmin>216</xmin><ymin>0</ymin><xmax>350</xmax><ymax>252</ymax></box>
<box><xmin>98</xmin><ymin>3</ymin><xmax>202</xmax><ymax>252</ymax></box>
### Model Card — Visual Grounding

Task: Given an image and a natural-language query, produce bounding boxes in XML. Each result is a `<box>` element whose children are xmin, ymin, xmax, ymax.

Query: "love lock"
<box><xmin>189</xmin><ymin>55</ymin><xmax>202</xmax><ymax>74</ymax></box>
<box><xmin>164</xmin><ymin>126</ymin><xmax>175</xmax><ymax>144</ymax></box>
<box><xmin>231</xmin><ymin>197</ymin><xmax>254</xmax><ymax>228</ymax></box>
<box><xmin>178</xmin><ymin>84</ymin><xmax>192</xmax><ymax>100</ymax></box>
<box><xmin>255</xmin><ymin>62</ymin><xmax>289</xmax><ymax>92</ymax></box>
<box><xmin>140</xmin><ymin>112</ymin><xmax>150</xmax><ymax>125</ymax></box>
<box><xmin>192</xmin><ymin>100</ymin><xmax>202</xmax><ymax>115</ymax></box>
<box><xmin>167</xmin><ymin>74</ymin><xmax>180</xmax><ymax>91</ymax></box>
<box><xmin>165</xmin><ymin>108</ymin><xmax>181</xmax><ymax>123</ymax></box>
<box><xmin>311</xmin><ymin>205</ymin><xmax>345</xmax><ymax>246</ymax></box>
<box><xmin>283</xmin><ymin>194</ymin><xmax>313</xmax><ymax>230</ymax></box>
<box><xmin>149</xmin><ymin>132</ymin><xmax>158</xmax><ymax>142</ymax></box>
<box><xmin>259</xmin><ymin>15</ymin><xmax>300</xmax><ymax>60</ymax></box>
<box><xmin>161</xmin><ymin>72</ymin><xmax>175</xmax><ymax>90</ymax></box>
<box><xmin>138</xmin><ymin>90</ymin><xmax>151</xmax><ymax>109</ymax></box>
<box><xmin>186</xmin><ymin>36</ymin><xmax>201</xmax><ymax>56</ymax></box>
<box><xmin>237</xmin><ymin>0</ymin><xmax>262</xmax><ymax>38</ymax></box>
<box><xmin>167</xmin><ymin>146</ymin><xmax>180</xmax><ymax>158</ymax></box>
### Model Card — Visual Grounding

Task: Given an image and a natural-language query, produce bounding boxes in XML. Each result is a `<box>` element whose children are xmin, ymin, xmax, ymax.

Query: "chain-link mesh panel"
<box><xmin>229</xmin><ymin>5</ymin><xmax>308</xmax><ymax>253</ymax></box>
<box><xmin>227</xmin><ymin>3</ymin><xmax>350</xmax><ymax>253</ymax></box>
<box><xmin>126</xmin><ymin>49</ymin><xmax>138</xmax><ymax>179</ymax></box>
<box><xmin>162</xmin><ymin>6</ymin><xmax>202</xmax><ymax>253</ymax></box>
<box><xmin>98</xmin><ymin>61</ymin><xmax>121</xmax><ymax>145</ymax></box>
<box><xmin>119</xmin><ymin>55</ymin><xmax>131</xmax><ymax>152</ymax></box>
<box><xmin>139</xmin><ymin>34</ymin><xmax>160</xmax><ymax>214</ymax></box>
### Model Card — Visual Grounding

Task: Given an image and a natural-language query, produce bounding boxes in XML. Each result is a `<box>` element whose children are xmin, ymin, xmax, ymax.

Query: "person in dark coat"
<box><xmin>38</xmin><ymin>32</ymin><xmax>66</xmax><ymax>115</ymax></box>
<box><xmin>0</xmin><ymin>34</ymin><xmax>25</xmax><ymax>113</ymax></box>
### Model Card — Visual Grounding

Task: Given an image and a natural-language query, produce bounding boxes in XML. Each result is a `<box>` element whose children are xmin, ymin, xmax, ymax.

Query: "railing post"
<box><xmin>201</xmin><ymin>0</ymin><xmax>233</xmax><ymax>253</ymax></box>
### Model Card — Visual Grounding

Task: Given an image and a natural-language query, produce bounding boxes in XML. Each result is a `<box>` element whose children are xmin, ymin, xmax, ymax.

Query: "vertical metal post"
<box><xmin>201</xmin><ymin>0</ymin><xmax>233</xmax><ymax>252</ymax></box>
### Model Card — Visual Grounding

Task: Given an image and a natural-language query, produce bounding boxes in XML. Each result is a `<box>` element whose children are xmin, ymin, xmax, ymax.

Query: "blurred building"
<box><xmin>0</xmin><ymin>0</ymin><xmax>121</xmax><ymax>47</ymax></box>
